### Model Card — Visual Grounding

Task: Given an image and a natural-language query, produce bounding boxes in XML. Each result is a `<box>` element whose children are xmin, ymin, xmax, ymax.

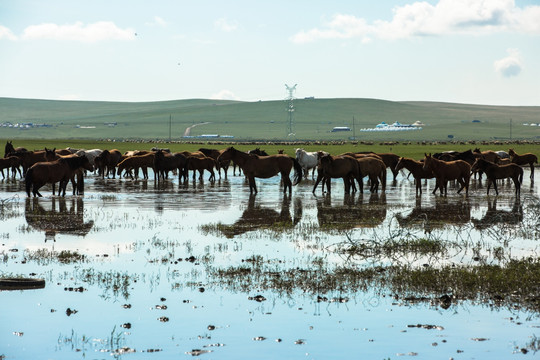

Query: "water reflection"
<box><xmin>395</xmin><ymin>197</ymin><xmax>471</xmax><ymax>233</ymax></box>
<box><xmin>472</xmin><ymin>197</ymin><xmax>523</xmax><ymax>230</ymax></box>
<box><xmin>317</xmin><ymin>193</ymin><xmax>387</xmax><ymax>230</ymax></box>
<box><xmin>25</xmin><ymin>197</ymin><xmax>94</xmax><ymax>241</ymax></box>
<box><xmin>218</xmin><ymin>194</ymin><xmax>301</xmax><ymax>238</ymax></box>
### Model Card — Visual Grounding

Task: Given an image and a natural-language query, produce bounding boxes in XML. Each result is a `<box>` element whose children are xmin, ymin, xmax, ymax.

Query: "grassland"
<box><xmin>1</xmin><ymin>97</ymin><xmax>540</xmax><ymax>142</ymax></box>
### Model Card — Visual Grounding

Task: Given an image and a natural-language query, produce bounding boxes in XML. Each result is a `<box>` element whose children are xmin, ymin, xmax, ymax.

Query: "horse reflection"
<box><xmin>317</xmin><ymin>193</ymin><xmax>387</xmax><ymax>230</ymax></box>
<box><xmin>395</xmin><ymin>197</ymin><xmax>471</xmax><ymax>233</ymax></box>
<box><xmin>472</xmin><ymin>197</ymin><xmax>523</xmax><ymax>230</ymax></box>
<box><xmin>25</xmin><ymin>197</ymin><xmax>94</xmax><ymax>241</ymax></box>
<box><xmin>218</xmin><ymin>195</ymin><xmax>302</xmax><ymax>238</ymax></box>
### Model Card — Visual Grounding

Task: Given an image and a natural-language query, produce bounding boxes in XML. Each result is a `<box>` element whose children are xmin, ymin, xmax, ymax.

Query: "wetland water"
<box><xmin>1</xmin><ymin>170</ymin><xmax>539</xmax><ymax>359</ymax></box>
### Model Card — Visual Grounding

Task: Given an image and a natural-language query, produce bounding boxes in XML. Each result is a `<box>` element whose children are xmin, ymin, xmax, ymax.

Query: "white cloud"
<box><xmin>21</xmin><ymin>21</ymin><xmax>136</xmax><ymax>42</ymax></box>
<box><xmin>0</xmin><ymin>25</ymin><xmax>17</xmax><ymax>40</ymax></box>
<box><xmin>214</xmin><ymin>18</ymin><xmax>239</xmax><ymax>32</ymax></box>
<box><xmin>146</xmin><ymin>16</ymin><xmax>168</xmax><ymax>27</ymax></box>
<box><xmin>494</xmin><ymin>49</ymin><xmax>522</xmax><ymax>77</ymax></box>
<box><xmin>291</xmin><ymin>0</ymin><xmax>540</xmax><ymax>43</ymax></box>
<box><xmin>211</xmin><ymin>90</ymin><xmax>240</xmax><ymax>100</ymax></box>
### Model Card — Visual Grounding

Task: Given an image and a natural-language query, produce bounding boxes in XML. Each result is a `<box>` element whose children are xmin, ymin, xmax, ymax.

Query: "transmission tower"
<box><xmin>285</xmin><ymin>84</ymin><xmax>297</xmax><ymax>136</ymax></box>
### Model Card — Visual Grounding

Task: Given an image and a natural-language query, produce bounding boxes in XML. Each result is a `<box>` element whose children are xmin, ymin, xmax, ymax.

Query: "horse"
<box><xmin>9</xmin><ymin>148</ymin><xmax>58</xmax><ymax>175</ymax></box>
<box><xmin>0</xmin><ymin>156</ymin><xmax>22</xmax><ymax>179</ymax></box>
<box><xmin>153</xmin><ymin>150</ymin><xmax>189</xmax><ymax>182</ymax></box>
<box><xmin>313</xmin><ymin>154</ymin><xmax>360</xmax><ymax>194</ymax></box>
<box><xmin>188</xmin><ymin>155</ymin><xmax>217</xmax><ymax>182</ymax></box>
<box><xmin>473</xmin><ymin>148</ymin><xmax>501</xmax><ymax>164</ymax></box>
<box><xmin>4</xmin><ymin>140</ymin><xmax>27</xmax><ymax>157</ymax></box>
<box><xmin>247</xmin><ymin>148</ymin><xmax>269</xmax><ymax>156</ymax></box>
<box><xmin>198</xmin><ymin>148</ymin><xmax>230</xmax><ymax>179</ymax></box>
<box><xmin>75</xmin><ymin>149</ymin><xmax>103</xmax><ymax>168</ymax></box>
<box><xmin>395</xmin><ymin>157</ymin><xmax>435</xmax><ymax>196</ymax></box>
<box><xmin>217</xmin><ymin>147</ymin><xmax>302</xmax><ymax>195</ymax></box>
<box><xmin>422</xmin><ymin>153</ymin><xmax>471</xmax><ymax>196</ymax></box>
<box><xmin>509</xmin><ymin>148</ymin><xmax>537</xmax><ymax>179</ymax></box>
<box><xmin>295</xmin><ymin>148</ymin><xmax>322</xmax><ymax>179</ymax></box>
<box><xmin>355</xmin><ymin>157</ymin><xmax>387</xmax><ymax>193</ymax></box>
<box><xmin>471</xmin><ymin>158</ymin><xmax>523</xmax><ymax>196</ymax></box>
<box><xmin>94</xmin><ymin>149</ymin><xmax>122</xmax><ymax>178</ymax></box>
<box><xmin>25</xmin><ymin>155</ymin><xmax>94</xmax><ymax>197</ymax></box>
<box><xmin>117</xmin><ymin>153</ymin><xmax>155</xmax><ymax>179</ymax></box>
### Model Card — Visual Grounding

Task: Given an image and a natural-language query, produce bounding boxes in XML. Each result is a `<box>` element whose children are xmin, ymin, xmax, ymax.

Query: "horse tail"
<box><xmin>292</xmin><ymin>157</ymin><xmax>302</xmax><ymax>185</ymax></box>
<box><xmin>25</xmin><ymin>167</ymin><xmax>33</xmax><ymax>197</ymax></box>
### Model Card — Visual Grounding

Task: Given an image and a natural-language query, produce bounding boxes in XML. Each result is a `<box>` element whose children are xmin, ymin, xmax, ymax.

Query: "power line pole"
<box><xmin>169</xmin><ymin>114</ymin><xmax>172</xmax><ymax>142</ymax></box>
<box><xmin>285</xmin><ymin>84</ymin><xmax>297</xmax><ymax>136</ymax></box>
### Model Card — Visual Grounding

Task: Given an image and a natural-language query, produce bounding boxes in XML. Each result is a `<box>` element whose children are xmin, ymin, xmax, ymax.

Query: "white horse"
<box><xmin>75</xmin><ymin>149</ymin><xmax>103</xmax><ymax>167</ymax></box>
<box><xmin>295</xmin><ymin>148</ymin><xmax>325</xmax><ymax>179</ymax></box>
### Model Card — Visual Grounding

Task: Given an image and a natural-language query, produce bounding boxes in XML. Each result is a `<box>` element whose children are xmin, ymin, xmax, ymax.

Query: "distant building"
<box><xmin>331</xmin><ymin>126</ymin><xmax>351</xmax><ymax>132</ymax></box>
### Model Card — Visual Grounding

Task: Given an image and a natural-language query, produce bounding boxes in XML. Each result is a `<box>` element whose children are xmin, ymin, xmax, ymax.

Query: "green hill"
<box><xmin>1</xmin><ymin>97</ymin><xmax>539</xmax><ymax>141</ymax></box>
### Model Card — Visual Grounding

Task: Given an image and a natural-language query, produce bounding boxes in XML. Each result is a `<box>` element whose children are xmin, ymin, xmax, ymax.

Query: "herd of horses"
<box><xmin>1</xmin><ymin>141</ymin><xmax>538</xmax><ymax>198</ymax></box>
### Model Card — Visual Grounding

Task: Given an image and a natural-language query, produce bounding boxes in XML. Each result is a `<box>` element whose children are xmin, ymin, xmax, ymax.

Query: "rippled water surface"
<box><xmin>1</xmin><ymin>169</ymin><xmax>539</xmax><ymax>359</ymax></box>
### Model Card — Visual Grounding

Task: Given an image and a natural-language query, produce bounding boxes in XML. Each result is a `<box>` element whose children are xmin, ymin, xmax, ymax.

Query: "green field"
<box><xmin>1</xmin><ymin>97</ymin><xmax>539</xmax><ymax>142</ymax></box>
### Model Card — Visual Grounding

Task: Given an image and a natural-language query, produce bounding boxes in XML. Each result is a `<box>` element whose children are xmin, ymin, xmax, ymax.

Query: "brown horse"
<box><xmin>313</xmin><ymin>154</ymin><xmax>360</xmax><ymax>194</ymax></box>
<box><xmin>509</xmin><ymin>148</ymin><xmax>537</xmax><ymax>179</ymax></box>
<box><xmin>153</xmin><ymin>150</ymin><xmax>189</xmax><ymax>182</ymax></box>
<box><xmin>0</xmin><ymin>156</ymin><xmax>22</xmax><ymax>179</ymax></box>
<box><xmin>471</xmin><ymin>158</ymin><xmax>523</xmax><ymax>196</ymax></box>
<box><xmin>355</xmin><ymin>156</ymin><xmax>387</xmax><ymax>193</ymax></box>
<box><xmin>25</xmin><ymin>155</ymin><xmax>94</xmax><ymax>197</ymax></box>
<box><xmin>9</xmin><ymin>148</ymin><xmax>58</xmax><ymax>175</ymax></box>
<box><xmin>473</xmin><ymin>148</ymin><xmax>501</xmax><ymax>164</ymax></box>
<box><xmin>423</xmin><ymin>153</ymin><xmax>471</xmax><ymax>196</ymax></box>
<box><xmin>4</xmin><ymin>140</ymin><xmax>27</xmax><ymax>157</ymax></box>
<box><xmin>94</xmin><ymin>149</ymin><xmax>122</xmax><ymax>178</ymax></box>
<box><xmin>217</xmin><ymin>147</ymin><xmax>302</xmax><ymax>195</ymax></box>
<box><xmin>395</xmin><ymin>157</ymin><xmax>435</xmax><ymax>196</ymax></box>
<box><xmin>117</xmin><ymin>153</ymin><xmax>155</xmax><ymax>179</ymax></box>
<box><xmin>188</xmin><ymin>155</ymin><xmax>217</xmax><ymax>182</ymax></box>
<box><xmin>198</xmin><ymin>148</ymin><xmax>230</xmax><ymax>179</ymax></box>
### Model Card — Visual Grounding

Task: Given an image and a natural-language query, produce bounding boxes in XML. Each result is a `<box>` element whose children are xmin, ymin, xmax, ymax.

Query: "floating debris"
<box><xmin>64</xmin><ymin>286</ymin><xmax>85</xmax><ymax>292</ymax></box>
<box><xmin>294</xmin><ymin>339</ymin><xmax>306</xmax><ymax>345</ymax></box>
<box><xmin>253</xmin><ymin>336</ymin><xmax>266</xmax><ymax>341</ymax></box>
<box><xmin>121</xmin><ymin>323</ymin><xmax>131</xmax><ymax>329</ymax></box>
<box><xmin>248</xmin><ymin>295</ymin><xmax>266</xmax><ymax>302</ymax></box>
<box><xmin>407</xmin><ymin>324</ymin><xmax>444</xmax><ymax>330</ymax></box>
<box><xmin>471</xmin><ymin>338</ymin><xmax>489</xmax><ymax>341</ymax></box>
<box><xmin>143</xmin><ymin>348</ymin><xmax>162</xmax><ymax>353</ymax></box>
<box><xmin>155</xmin><ymin>305</ymin><xmax>167</xmax><ymax>310</ymax></box>
<box><xmin>65</xmin><ymin>308</ymin><xmax>78</xmax><ymax>316</ymax></box>
<box><xmin>207</xmin><ymin>325</ymin><xmax>216</xmax><ymax>330</ymax></box>
<box><xmin>122</xmin><ymin>304</ymin><xmax>132</xmax><ymax>309</ymax></box>
<box><xmin>186</xmin><ymin>349</ymin><xmax>212</xmax><ymax>356</ymax></box>
<box><xmin>158</xmin><ymin>316</ymin><xmax>169</xmax><ymax>322</ymax></box>
<box><xmin>13</xmin><ymin>331</ymin><xmax>23</xmax><ymax>336</ymax></box>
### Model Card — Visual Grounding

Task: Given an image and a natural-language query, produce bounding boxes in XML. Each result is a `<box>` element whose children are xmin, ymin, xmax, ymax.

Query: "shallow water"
<box><xmin>1</xmin><ymin>169</ymin><xmax>539</xmax><ymax>359</ymax></box>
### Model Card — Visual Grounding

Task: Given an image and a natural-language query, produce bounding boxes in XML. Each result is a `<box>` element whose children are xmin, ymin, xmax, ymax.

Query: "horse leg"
<box><xmin>313</xmin><ymin>172</ymin><xmax>323</xmax><ymax>194</ymax></box>
<box><xmin>492</xmin><ymin>179</ymin><xmax>499</xmax><ymax>195</ymax></box>
<box><xmin>530</xmin><ymin>163</ymin><xmax>534</xmax><ymax>179</ymax></box>
<box><xmin>248</xmin><ymin>176</ymin><xmax>257</xmax><ymax>194</ymax></box>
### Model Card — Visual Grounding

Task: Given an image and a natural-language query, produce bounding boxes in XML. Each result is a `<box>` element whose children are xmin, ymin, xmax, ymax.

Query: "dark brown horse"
<box><xmin>509</xmin><ymin>148</ymin><xmax>537</xmax><ymax>179</ymax></box>
<box><xmin>217</xmin><ymin>147</ymin><xmax>302</xmax><ymax>195</ymax></box>
<box><xmin>313</xmin><ymin>154</ymin><xmax>361</xmax><ymax>194</ymax></box>
<box><xmin>153</xmin><ymin>150</ymin><xmax>189</xmax><ymax>181</ymax></box>
<box><xmin>94</xmin><ymin>149</ymin><xmax>122</xmax><ymax>178</ymax></box>
<box><xmin>0</xmin><ymin>156</ymin><xmax>22</xmax><ymax>179</ymax></box>
<box><xmin>473</xmin><ymin>148</ymin><xmax>501</xmax><ymax>164</ymax></box>
<box><xmin>188</xmin><ymin>155</ymin><xmax>217</xmax><ymax>182</ymax></box>
<box><xmin>471</xmin><ymin>158</ymin><xmax>523</xmax><ymax>196</ymax></box>
<box><xmin>4</xmin><ymin>140</ymin><xmax>27</xmax><ymax>157</ymax></box>
<box><xmin>25</xmin><ymin>155</ymin><xmax>94</xmax><ymax>197</ymax></box>
<box><xmin>198</xmin><ymin>148</ymin><xmax>230</xmax><ymax>179</ymax></box>
<box><xmin>423</xmin><ymin>153</ymin><xmax>471</xmax><ymax>196</ymax></box>
<box><xmin>395</xmin><ymin>157</ymin><xmax>435</xmax><ymax>196</ymax></box>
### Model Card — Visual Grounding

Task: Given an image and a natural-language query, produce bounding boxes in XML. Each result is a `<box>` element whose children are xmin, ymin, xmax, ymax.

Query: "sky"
<box><xmin>1</xmin><ymin>0</ymin><xmax>539</xmax><ymax>105</ymax></box>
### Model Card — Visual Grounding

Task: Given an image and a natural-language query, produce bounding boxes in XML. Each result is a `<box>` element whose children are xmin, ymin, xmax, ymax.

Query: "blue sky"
<box><xmin>1</xmin><ymin>0</ymin><xmax>539</xmax><ymax>105</ymax></box>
